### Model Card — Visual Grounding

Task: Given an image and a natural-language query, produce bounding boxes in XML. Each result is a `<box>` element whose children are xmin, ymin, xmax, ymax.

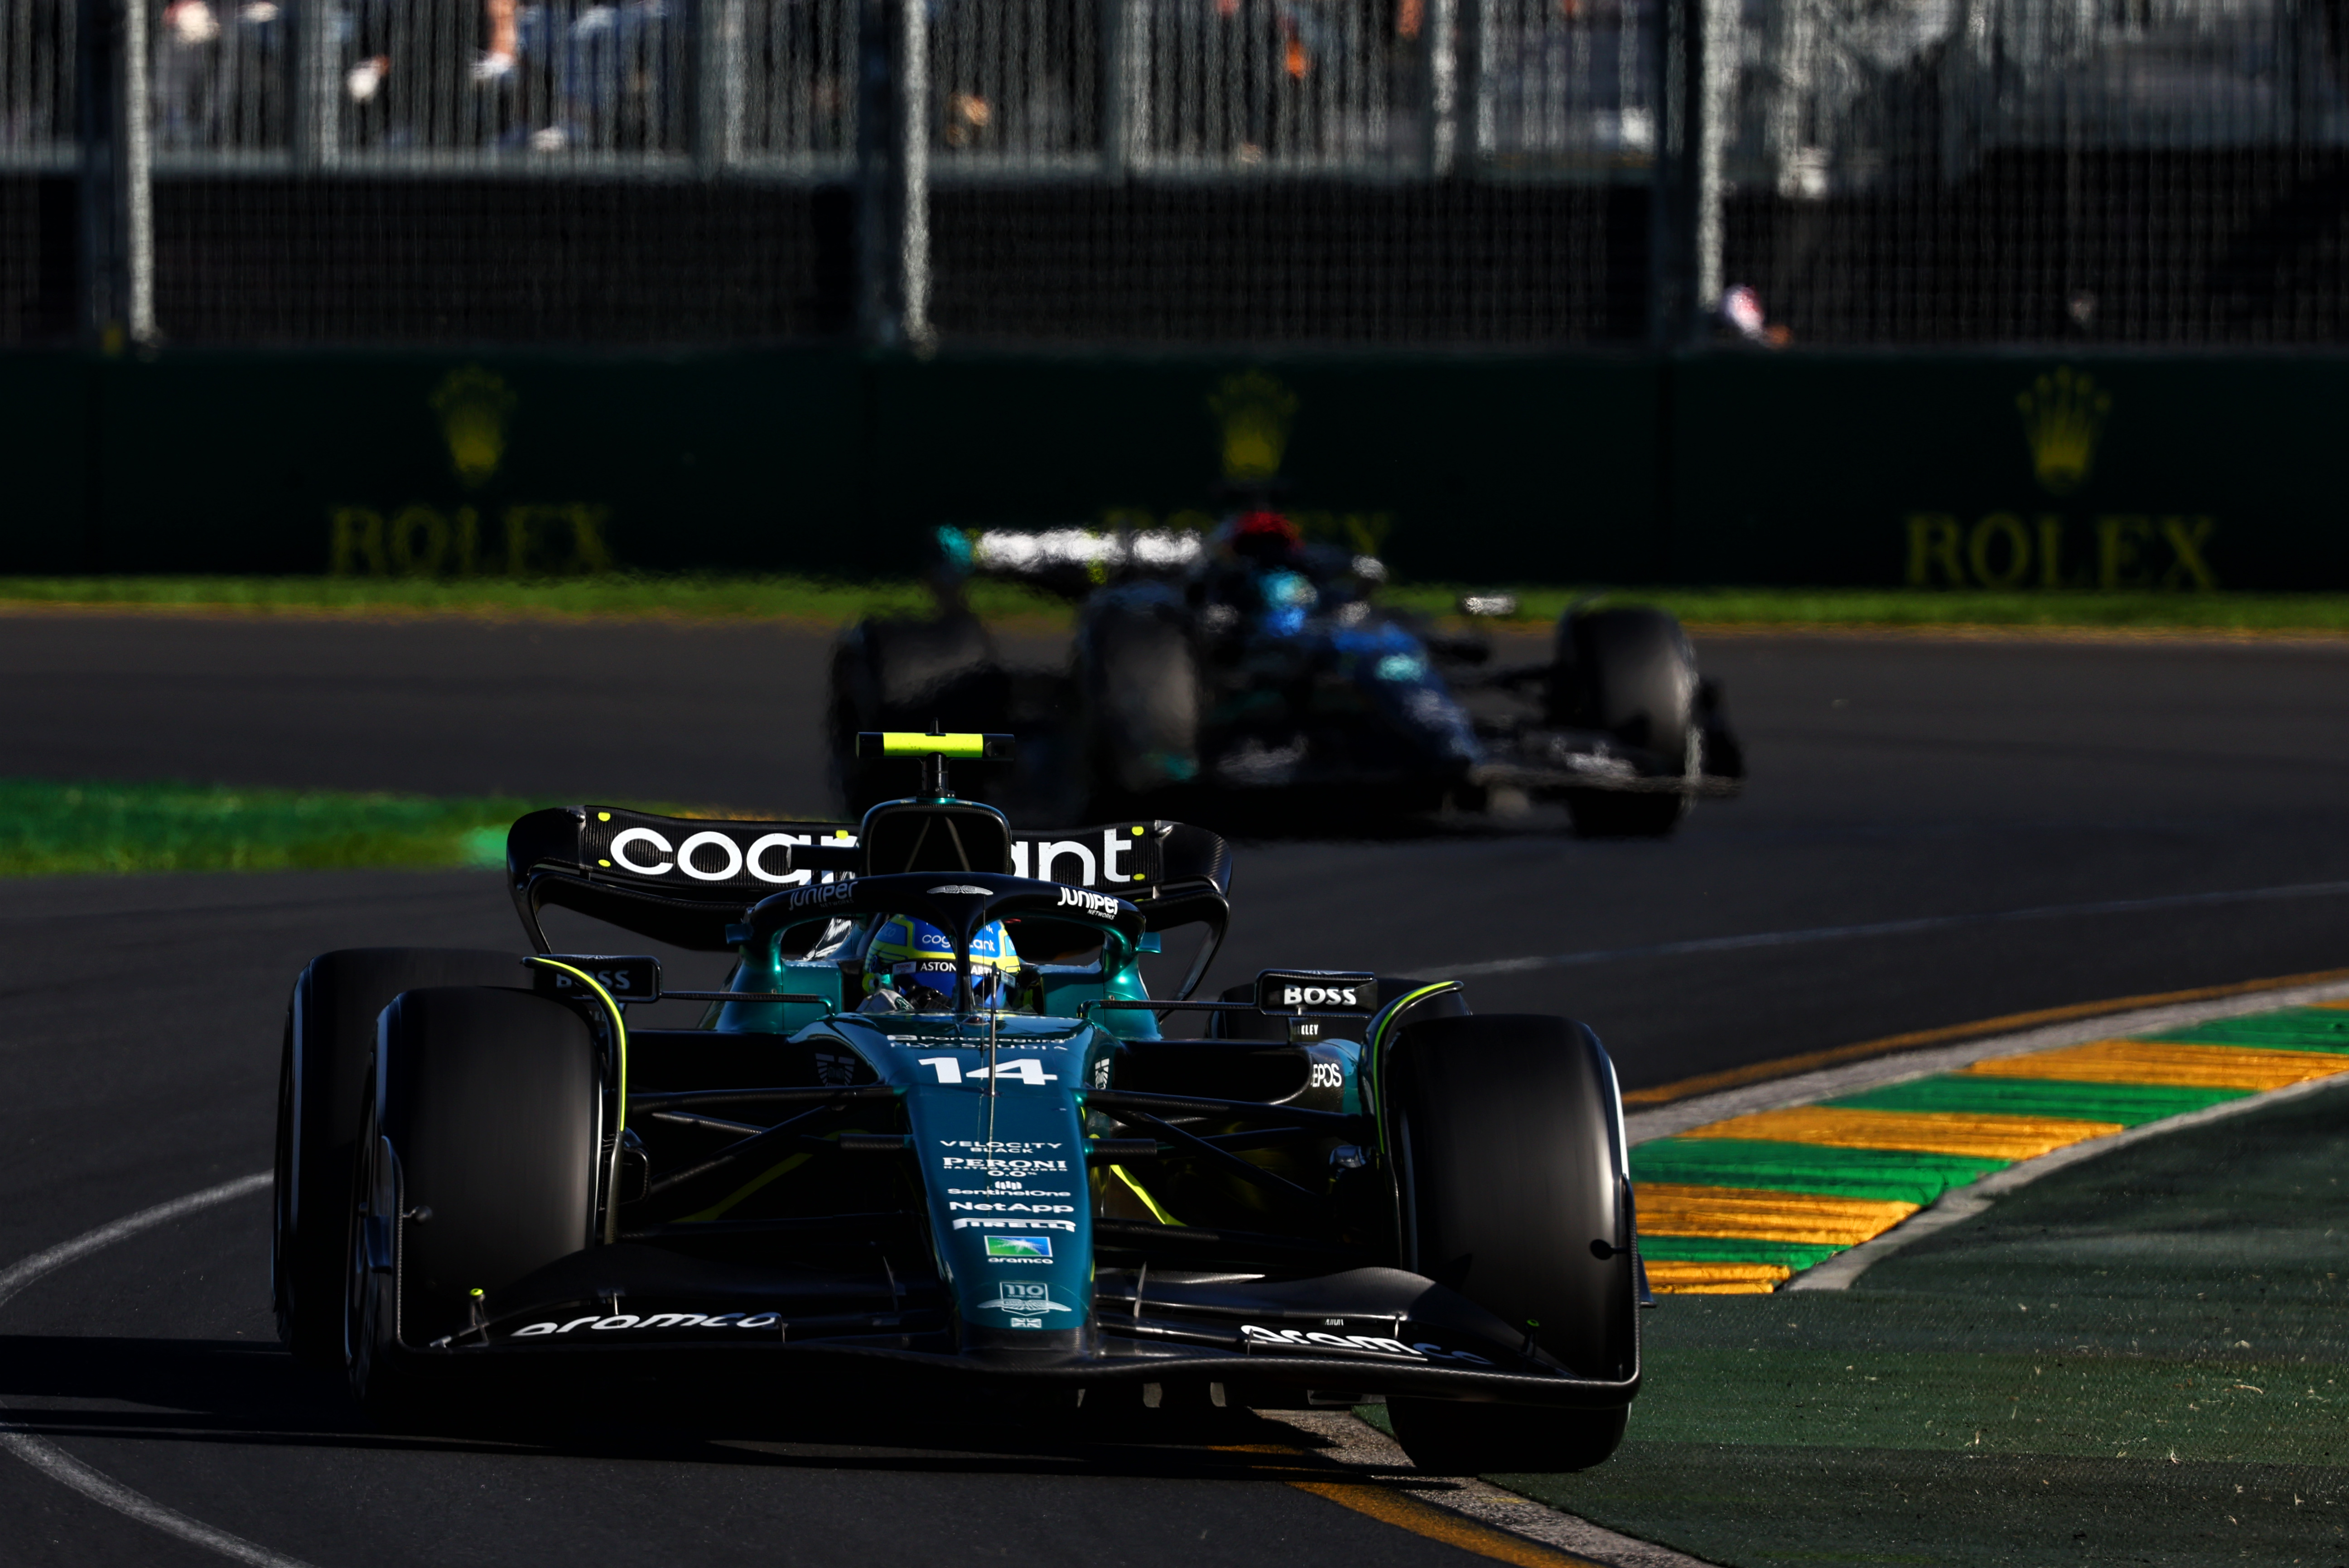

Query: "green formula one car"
<box><xmin>271</xmin><ymin>733</ymin><xmax>1647</xmax><ymax>1472</ymax></box>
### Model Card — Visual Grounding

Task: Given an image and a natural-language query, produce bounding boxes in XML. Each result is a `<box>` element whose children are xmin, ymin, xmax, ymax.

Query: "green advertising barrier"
<box><xmin>1668</xmin><ymin>353</ymin><xmax>2349</xmax><ymax>592</ymax></box>
<box><xmin>2</xmin><ymin>347</ymin><xmax>2344</xmax><ymax>590</ymax></box>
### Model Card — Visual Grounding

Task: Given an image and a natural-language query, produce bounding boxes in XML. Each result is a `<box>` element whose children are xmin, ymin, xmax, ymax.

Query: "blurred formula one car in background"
<box><xmin>829</xmin><ymin>513</ymin><xmax>1744</xmax><ymax>837</ymax></box>
<box><xmin>271</xmin><ymin>734</ymin><xmax>1647</xmax><ymax>1472</ymax></box>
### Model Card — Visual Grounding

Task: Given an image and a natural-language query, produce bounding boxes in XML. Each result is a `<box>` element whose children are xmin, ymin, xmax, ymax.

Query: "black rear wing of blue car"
<box><xmin>504</xmin><ymin>805</ymin><xmax>1233</xmax><ymax>955</ymax></box>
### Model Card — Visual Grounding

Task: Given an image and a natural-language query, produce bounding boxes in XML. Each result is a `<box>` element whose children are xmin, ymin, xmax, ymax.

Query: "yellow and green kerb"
<box><xmin>1634</xmin><ymin>1003</ymin><xmax>2349</xmax><ymax>1293</ymax></box>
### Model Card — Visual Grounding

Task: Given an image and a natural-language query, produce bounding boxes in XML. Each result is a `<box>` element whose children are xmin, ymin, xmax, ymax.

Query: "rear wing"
<box><xmin>506</xmin><ymin>806</ymin><xmax>1233</xmax><ymax>954</ymax></box>
<box><xmin>941</xmin><ymin>524</ymin><xmax>1203</xmax><ymax>599</ymax></box>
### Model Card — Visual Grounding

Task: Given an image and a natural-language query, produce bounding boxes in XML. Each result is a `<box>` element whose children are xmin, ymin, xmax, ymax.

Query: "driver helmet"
<box><xmin>1218</xmin><ymin>510</ymin><xmax>1302</xmax><ymax>565</ymax></box>
<box><xmin>863</xmin><ymin>914</ymin><xmax>1020</xmax><ymax>1011</ymax></box>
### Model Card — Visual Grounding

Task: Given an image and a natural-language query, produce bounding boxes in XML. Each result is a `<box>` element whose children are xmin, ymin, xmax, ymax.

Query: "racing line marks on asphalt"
<box><xmin>0</xmin><ymin>1171</ymin><xmax>321</xmax><ymax>1568</ymax></box>
<box><xmin>1425</xmin><ymin>877</ymin><xmax>2349</xmax><ymax>980</ymax></box>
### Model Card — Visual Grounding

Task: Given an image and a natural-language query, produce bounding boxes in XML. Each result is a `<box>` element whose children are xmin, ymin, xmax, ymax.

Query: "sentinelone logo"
<box><xmin>1903</xmin><ymin>368</ymin><xmax>2216</xmax><ymax>591</ymax></box>
<box><xmin>328</xmin><ymin>367</ymin><xmax>615</xmax><ymax>578</ymax></box>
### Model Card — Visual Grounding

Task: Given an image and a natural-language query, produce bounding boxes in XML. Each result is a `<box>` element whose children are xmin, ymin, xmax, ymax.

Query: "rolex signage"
<box><xmin>1900</xmin><ymin>367</ymin><xmax>2217</xmax><ymax>591</ymax></box>
<box><xmin>13</xmin><ymin>350</ymin><xmax>2347</xmax><ymax>589</ymax></box>
<box><xmin>326</xmin><ymin>367</ymin><xmax>617</xmax><ymax>578</ymax></box>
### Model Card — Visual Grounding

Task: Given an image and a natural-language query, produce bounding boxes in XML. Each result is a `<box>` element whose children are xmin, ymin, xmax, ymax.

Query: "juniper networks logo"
<box><xmin>327</xmin><ymin>366</ymin><xmax>616</xmax><ymax>578</ymax></box>
<box><xmin>1903</xmin><ymin>367</ymin><xmax>2215</xmax><ymax>591</ymax></box>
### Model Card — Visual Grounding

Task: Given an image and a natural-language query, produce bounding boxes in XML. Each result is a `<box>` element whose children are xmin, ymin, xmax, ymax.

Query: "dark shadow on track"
<box><xmin>0</xmin><ymin>1335</ymin><xmax>1426</xmax><ymax>1486</ymax></box>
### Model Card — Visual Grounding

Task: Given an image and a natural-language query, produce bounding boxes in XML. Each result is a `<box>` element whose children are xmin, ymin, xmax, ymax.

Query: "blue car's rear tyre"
<box><xmin>273</xmin><ymin>948</ymin><xmax>519</xmax><ymax>1368</ymax></box>
<box><xmin>347</xmin><ymin>985</ymin><xmax>598</xmax><ymax>1424</ymax></box>
<box><xmin>1384</xmin><ymin>1013</ymin><xmax>1635</xmax><ymax>1473</ymax></box>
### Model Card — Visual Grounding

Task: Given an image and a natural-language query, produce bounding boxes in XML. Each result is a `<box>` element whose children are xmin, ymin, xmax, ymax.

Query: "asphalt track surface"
<box><xmin>5</xmin><ymin>611</ymin><xmax>2349</xmax><ymax>1566</ymax></box>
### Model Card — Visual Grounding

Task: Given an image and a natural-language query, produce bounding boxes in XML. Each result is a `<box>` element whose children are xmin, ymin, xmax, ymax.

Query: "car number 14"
<box><xmin>917</xmin><ymin>1057</ymin><xmax>1058</xmax><ymax>1086</ymax></box>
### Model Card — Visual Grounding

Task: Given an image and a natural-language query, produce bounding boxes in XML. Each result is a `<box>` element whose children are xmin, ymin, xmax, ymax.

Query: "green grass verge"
<box><xmin>6</xmin><ymin>575</ymin><xmax>2349</xmax><ymax>633</ymax></box>
<box><xmin>1378</xmin><ymin>584</ymin><xmax>2349</xmax><ymax>632</ymax></box>
<box><xmin>1438</xmin><ymin>1081</ymin><xmax>2349</xmax><ymax>1568</ymax></box>
<box><xmin>0</xmin><ymin>573</ymin><xmax>1070</xmax><ymax>624</ymax></box>
<box><xmin>0</xmin><ymin>778</ymin><xmax>543</xmax><ymax>875</ymax></box>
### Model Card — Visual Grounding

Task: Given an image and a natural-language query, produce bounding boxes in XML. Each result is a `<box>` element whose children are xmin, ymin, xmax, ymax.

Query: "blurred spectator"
<box><xmin>1718</xmin><ymin>285</ymin><xmax>1792</xmax><ymax>347</ymax></box>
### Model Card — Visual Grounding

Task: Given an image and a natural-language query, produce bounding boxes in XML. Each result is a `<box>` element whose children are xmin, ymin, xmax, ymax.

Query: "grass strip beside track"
<box><xmin>1496</xmin><ymin>1083</ymin><xmax>2349</xmax><ymax>1567</ymax></box>
<box><xmin>14</xmin><ymin>575</ymin><xmax>2349</xmax><ymax>636</ymax></box>
<box><xmin>0</xmin><ymin>574</ymin><xmax>1070</xmax><ymax>625</ymax></box>
<box><xmin>0</xmin><ymin>777</ymin><xmax>551</xmax><ymax>875</ymax></box>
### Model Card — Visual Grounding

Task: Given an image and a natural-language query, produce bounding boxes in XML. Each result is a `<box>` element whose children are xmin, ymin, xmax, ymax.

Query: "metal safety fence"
<box><xmin>5</xmin><ymin>0</ymin><xmax>2349</xmax><ymax>346</ymax></box>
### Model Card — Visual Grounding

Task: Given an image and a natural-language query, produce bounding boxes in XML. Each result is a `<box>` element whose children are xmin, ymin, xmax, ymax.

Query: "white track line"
<box><xmin>0</xmin><ymin>1171</ymin><xmax>315</xmax><ymax>1568</ymax></box>
<box><xmin>1427</xmin><ymin>879</ymin><xmax>2349</xmax><ymax>980</ymax></box>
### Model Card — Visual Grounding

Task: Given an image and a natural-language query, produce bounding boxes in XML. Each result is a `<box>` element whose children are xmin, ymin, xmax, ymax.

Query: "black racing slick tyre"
<box><xmin>1552</xmin><ymin>608</ymin><xmax>1699</xmax><ymax>839</ymax></box>
<box><xmin>347</xmin><ymin>986</ymin><xmax>598</xmax><ymax>1423</ymax></box>
<box><xmin>1079</xmin><ymin>596</ymin><xmax>1201</xmax><ymax>804</ymax></box>
<box><xmin>829</xmin><ymin>615</ymin><xmax>998</xmax><ymax>815</ymax></box>
<box><xmin>1386</xmin><ymin>1013</ymin><xmax>1636</xmax><ymax>1474</ymax></box>
<box><xmin>273</xmin><ymin>947</ymin><xmax>520</xmax><ymax>1368</ymax></box>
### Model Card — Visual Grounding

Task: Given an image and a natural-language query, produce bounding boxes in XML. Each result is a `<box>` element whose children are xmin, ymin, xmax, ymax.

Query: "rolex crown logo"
<box><xmin>2016</xmin><ymin>366</ymin><xmax>2110</xmax><ymax>497</ymax></box>
<box><xmin>1209</xmin><ymin>370</ymin><xmax>1299</xmax><ymax>483</ymax></box>
<box><xmin>430</xmin><ymin>366</ymin><xmax>518</xmax><ymax>489</ymax></box>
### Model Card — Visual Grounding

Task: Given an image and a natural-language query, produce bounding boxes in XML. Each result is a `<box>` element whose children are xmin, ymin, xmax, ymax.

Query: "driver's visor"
<box><xmin>889</xmin><ymin>958</ymin><xmax>1014</xmax><ymax>1010</ymax></box>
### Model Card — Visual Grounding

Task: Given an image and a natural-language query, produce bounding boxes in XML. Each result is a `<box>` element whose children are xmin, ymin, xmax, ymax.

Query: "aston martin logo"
<box><xmin>430</xmin><ymin>366</ymin><xmax>517</xmax><ymax>489</ymax></box>
<box><xmin>2016</xmin><ymin>367</ymin><xmax>2109</xmax><ymax>496</ymax></box>
<box><xmin>1209</xmin><ymin>370</ymin><xmax>1297</xmax><ymax>483</ymax></box>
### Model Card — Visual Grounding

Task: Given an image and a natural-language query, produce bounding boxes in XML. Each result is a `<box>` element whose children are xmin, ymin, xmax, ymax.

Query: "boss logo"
<box><xmin>535</xmin><ymin>955</ymin><xmax>660</xmax><ymax>1002</ymax></box>
<box><xmin>1254</xmin><ymin>971</ymin><xmax>1379</xmax><ymax>1015</ymax></box>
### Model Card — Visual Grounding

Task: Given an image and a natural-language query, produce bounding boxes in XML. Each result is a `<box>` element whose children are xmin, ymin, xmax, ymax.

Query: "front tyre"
<box><xmin>1078</xmin><ymin>593</ymin><xmax>1201</xmax><ymax>807</ymax></box>
<box><xmin>274</xmin><ymin>947</ymin><xmax>519</xmax><ymax>1368</ymax></box>
<box><xmin>347</xmin><ymin>986</ymin><xmax>599</xmax><ymax>1424</ymax></box>
<box><xmin>828</xmin><ymin>616</ymin><xmax>998</xmax><ymax>815</ymax></box>
<box><xmin>1552</xmin><ymin>607</ymin><xmax>1699</xmax><ymax>839</ymax></box>
<box><xmin>1385</xmin><ymin>1013</ymin><xmax>1636</xmax><ymax>1473</ymax></box>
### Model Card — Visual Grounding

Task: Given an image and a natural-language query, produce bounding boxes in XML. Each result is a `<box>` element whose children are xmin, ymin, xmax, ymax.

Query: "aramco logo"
<box><xmin>1903</xmin><ymin>367</ymin><xmax>2214</xmax><ymax>591</ymax></box>
<box><xmin>328</xmin><ymin>366</ymin><xmax>613</xmax><ymax>577</ymax></box>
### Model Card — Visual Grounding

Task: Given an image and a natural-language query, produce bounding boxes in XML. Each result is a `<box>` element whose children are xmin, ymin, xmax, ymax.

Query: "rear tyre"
<box><xmin>1385</xmin><ymin>1013</ymin><xmax>1635</xmax><ymax>1474</ymax></box>
<box><xmin>1079</xmin><ymin>594</ymin><xmax>1201</xmax><ymax>807</ymax></box>
<box><xmin>347</xmin><ymin>986</ymin><xmax>599</xmax><ymax>1425</ymax></box>
<box><xmin>829</xmin><ymin>615</ymin><xmax>998</xmax><ymax>815</ymax></box>
<box><xmin>273</xmin><ymin>948</ymin><xmax>520</xmax><ymax>1368</ymax></box>
<box><xmin>1551</xmin><ymin>608</ymin><xmax>1699</xmax><ymax>840</ymax></box>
